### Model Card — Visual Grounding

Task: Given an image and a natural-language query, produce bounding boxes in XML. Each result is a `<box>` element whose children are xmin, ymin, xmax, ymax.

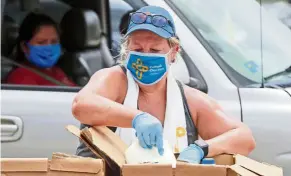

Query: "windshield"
<box><xmin>170</xmin><ymin>0</ymin><xmax>291</xmax><ymax>84</ymax></box>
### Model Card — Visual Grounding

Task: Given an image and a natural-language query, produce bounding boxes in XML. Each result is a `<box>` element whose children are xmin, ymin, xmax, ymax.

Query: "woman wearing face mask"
<box><xmin>6</xmin><ymin>12</ymin><xmax>75</xmax><ymax>86</ymax></box>
<box><xmin>73</xmin><ymin>6</ymin><xmax>255</xmax><ymax>163</ymax></box>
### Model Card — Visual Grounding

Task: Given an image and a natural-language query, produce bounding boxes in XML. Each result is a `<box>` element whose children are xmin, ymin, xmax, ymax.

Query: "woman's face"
<box><xmin>29</xmin><ymin>25</ymin><xmax>59</xmax><ymax>45</ymax></box>
<box><xmin>21</xmin><ymin>25</ymin><xmax>61</xmax><ymax>68</ymax></box>
<box><xmin>22</xmin><ymin>25</ymin><xmax>59</xmax><ymax>55</ymax></box>
<box><xmin>128</xmin><ymin>30</ymin><xmax>177</xmax><ymax>62</ymax></box>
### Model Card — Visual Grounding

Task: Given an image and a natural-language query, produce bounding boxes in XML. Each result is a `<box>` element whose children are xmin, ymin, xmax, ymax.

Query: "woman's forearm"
<box><xmin>205</xmin><ymin>126</ymin><xmax>256</xmax><ymax>157</ymax></box>
<box><xmin>72</xmin><ymin>93</ymin><xmax>142</xmax><ymax>127</ymax></box>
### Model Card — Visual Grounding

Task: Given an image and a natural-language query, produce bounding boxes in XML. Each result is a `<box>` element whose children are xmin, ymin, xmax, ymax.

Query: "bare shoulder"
<box><xmin>90</xmin><ymin>65</ymin><xmax>127</xmax><ymax>82</ymax></box>
<box><xmin>81</xmin><ymin>65</ymin><xmax>128</xmax><ymax>103</ymax></box>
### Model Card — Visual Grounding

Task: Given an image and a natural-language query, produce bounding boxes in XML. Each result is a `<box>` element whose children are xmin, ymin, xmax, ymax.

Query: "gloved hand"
<box><xmin>177</xmin><ymin>144</ymin><xmax>204</xmax><ymax>164</ymax></box>
<box><xmin>132</xmin><ymin>112</ymin><xmax>164</xmax><ymax>155</ymax></box>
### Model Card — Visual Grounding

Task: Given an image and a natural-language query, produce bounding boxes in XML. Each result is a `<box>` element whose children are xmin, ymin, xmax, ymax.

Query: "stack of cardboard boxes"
<box><xmin>1</xmin><ymin>125</ymin><xmax>283</xmax><ymax>176</ymax></box>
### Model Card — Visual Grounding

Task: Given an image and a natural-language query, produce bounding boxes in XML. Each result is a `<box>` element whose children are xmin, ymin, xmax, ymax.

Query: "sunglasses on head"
<box><xmin>129</xmin><ymin>12</ymin><xmax>175</xmax><ymax>35</ymax></box>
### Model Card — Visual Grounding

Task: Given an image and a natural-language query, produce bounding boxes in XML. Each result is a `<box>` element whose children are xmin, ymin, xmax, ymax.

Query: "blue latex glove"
<box><xmin>132</xmin><ymin>112</ymin><xmax>164</xmax><ymax>155</ymax></box>
<box><xmin>177</xmin><ymin>144</ymin><xmax>204</xmax><ymax>164</ymax></box>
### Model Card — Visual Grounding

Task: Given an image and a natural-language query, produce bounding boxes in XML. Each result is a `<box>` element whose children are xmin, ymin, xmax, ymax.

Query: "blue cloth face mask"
<box><xmin>126</xmin><ymin>51</ymin><xmax>171</xmax><ymax>85</ymax></box>
<box><xmin>26</xmin><ymin>43</ymin><xmax>61</xmax><ymax>68</ymax></box>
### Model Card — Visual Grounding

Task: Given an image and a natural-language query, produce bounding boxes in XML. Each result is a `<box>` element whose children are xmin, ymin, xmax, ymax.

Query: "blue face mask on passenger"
<box><xmin>126</xmin><ymin>50</ymin><xmax>171</xmax><ymax>85</ymax></box>
<box><xmin>26</xmin><ymin>43</ymin><xmax>61</xmax><ymax>68</ymax></box>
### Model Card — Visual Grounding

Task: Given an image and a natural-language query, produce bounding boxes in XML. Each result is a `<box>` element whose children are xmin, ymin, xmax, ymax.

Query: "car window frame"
<box><xmin>1</xmin><ymin>84</ymin><xmax>81</xmax><ymax>92</ymax></box>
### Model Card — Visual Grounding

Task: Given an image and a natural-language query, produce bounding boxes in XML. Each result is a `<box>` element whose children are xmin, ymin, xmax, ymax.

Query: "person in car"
<box><xmin>6</xmin><ymin>12</ymin><xmax>75</xmax><ymax>86</ymax></box>
<box><xmin>72</xmin><ymin>6</ymin><xmax>255</xmax><ymax>163</ymax></box>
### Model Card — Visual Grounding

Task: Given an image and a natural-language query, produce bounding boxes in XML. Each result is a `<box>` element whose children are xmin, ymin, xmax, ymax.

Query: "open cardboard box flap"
<box><xmin>228</xmin><ymin>154</ymin><xmax>283</xmax><ymax>176</ymax></box>
<box><xmin>66</xmin><ymin>125</ymin><xmax>127</xmax><ymax>170</ymax></box>
<box><xmin>66</xmin><ymin>125</ymin><xmax>283</xmax><ymax>176</ymax></box>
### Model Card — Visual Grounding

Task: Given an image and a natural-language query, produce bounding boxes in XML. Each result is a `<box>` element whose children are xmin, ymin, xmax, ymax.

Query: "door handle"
<box><xmin>1</xmin><ymin>124</ymin><xmax>18</xmax><ymax>135</ymax></box>
<box><xmin>1</xmin><ymin>116</ymin><xmax>23</xmax><ymax>142</ymax></box>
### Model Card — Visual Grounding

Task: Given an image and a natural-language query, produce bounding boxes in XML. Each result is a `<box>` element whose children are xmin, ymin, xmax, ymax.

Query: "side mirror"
<box><xmin>187</xmin><ymin>77</ymin><xmax>208</xmax><ymax>94</ymax></box>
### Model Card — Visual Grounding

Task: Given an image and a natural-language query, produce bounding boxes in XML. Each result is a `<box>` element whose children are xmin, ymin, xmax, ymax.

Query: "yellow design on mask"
<box><xmin>132</xmin><ymin>59</ymin><xmax>149</xmax><ymax>80</ymax></box>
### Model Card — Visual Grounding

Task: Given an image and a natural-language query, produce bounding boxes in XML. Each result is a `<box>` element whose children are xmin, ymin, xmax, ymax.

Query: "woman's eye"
<box><xmin>36</xmin><ymin>40</ymin><xmax>47</xmax><ymax>45</ymax></box>
<box><xmin>134</xmin><ymin>48</ymin><xmax>143</xmax><ymax>52</ymax></box>
<box><xmin>150</xmin><ymin>49</ymin><xmax>160</xmax><ymax>53</ymax></box>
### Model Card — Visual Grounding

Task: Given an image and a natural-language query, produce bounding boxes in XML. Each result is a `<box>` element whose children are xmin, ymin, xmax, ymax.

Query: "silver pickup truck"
<box><xmin>1</xmin><ymin>0</ymin><xmax>291</xmax><ymax>175</ymax></box>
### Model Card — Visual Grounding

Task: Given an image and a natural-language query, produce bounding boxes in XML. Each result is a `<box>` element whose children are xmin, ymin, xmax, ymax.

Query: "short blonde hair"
<box><xmin>118</xmin><ymin>35</ymin><xmax>180</xmax><ymax>64</ymax></box>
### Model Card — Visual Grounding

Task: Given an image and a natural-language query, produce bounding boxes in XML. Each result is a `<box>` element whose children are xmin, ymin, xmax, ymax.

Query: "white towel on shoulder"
<box><xmin>115</xmin><ymin>68</ymin><xmax>188</xmax><ymax>153</ymax></box>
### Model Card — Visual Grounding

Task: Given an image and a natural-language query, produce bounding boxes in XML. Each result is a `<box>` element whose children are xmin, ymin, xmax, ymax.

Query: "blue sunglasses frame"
<box><xmin>128</xmin><ymin>12</ymin><xmax>175</xmax><ymax>36</ymax></box>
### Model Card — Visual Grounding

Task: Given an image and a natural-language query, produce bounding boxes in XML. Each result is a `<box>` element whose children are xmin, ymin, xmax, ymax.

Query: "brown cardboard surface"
<box><xmin>122</xmin><ymin>164</ymin><xmax>172</xmax><ymax>176</ymax></box>
<box><xmin>1</xmin><ymin>153</ymin><xmax>105</xmax><ymax>176</ymax></box>
<box><xmin>214</xmin><ymin>154</ymin><xmax>235</xmax><ymax>165</ymax></box>
<box><xmin>66</xmin><ymin>125</ymin><xmax>121</xmax><ymax>175</ymax></box>
<box><xmin>66</xmin><ymin>125</ymin><xmax>128</xmax><ymax>169</ymax></box>
<box><xmin>175</xmin><ymin>163</ymin><xmax>227</xmax><ymax>176</ymax></box>
<box><xmin>66</xmin><ymin>125</ymin><xmax>103</xmax><ymax>159</ymax></box>
<box><xmin>1</xmin><ymin>172</ymin><xmax>47</xmax><ymax>176</ymax></box>
<box><xmin>50</xmin><ymin>152</ymin><xmax>104</xmax><ymax>174</ymax></box>
<box><xmin>234</xmin><ymin>155</ymin><xmax>283</xmax><ymax>176</ymax></box>
<box><xmin>85</xmin><ymin>126</ymin><xmax>128</xmax><ymax>166</ymax></box>
<box><xmin>2</xmin><ymin>170</ymin><xmax>103</xmax><ymax>176</ymax></box>
<box><xmin>227</xmin><ymin>169</ymin><xmax>240</xmax><ymax>176</ymax></box>
<box><xmin>1</xmin><ymin>158</ymin><xmax>48</xmax><ymax>172</ymax></box>
<box><xmin>229</xmin><ymin>165</ymin><xmax>259</xmax><ymax>176</ymax></box>
<box><xmin>48</xmin><ymin>171</ymin><xmax>103</xmax><ymax>176</ymax></box>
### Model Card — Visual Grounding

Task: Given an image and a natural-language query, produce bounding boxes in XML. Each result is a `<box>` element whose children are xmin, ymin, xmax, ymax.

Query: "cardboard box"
<box><xmin>66</xmin><ymin>125</ymin><xmax>283</xmax><ymax>176</ymax></box>
<box><xmin>1</xmin><ymin>153</ymin><xmax>104</xmax><ymax>176</ymax></box>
